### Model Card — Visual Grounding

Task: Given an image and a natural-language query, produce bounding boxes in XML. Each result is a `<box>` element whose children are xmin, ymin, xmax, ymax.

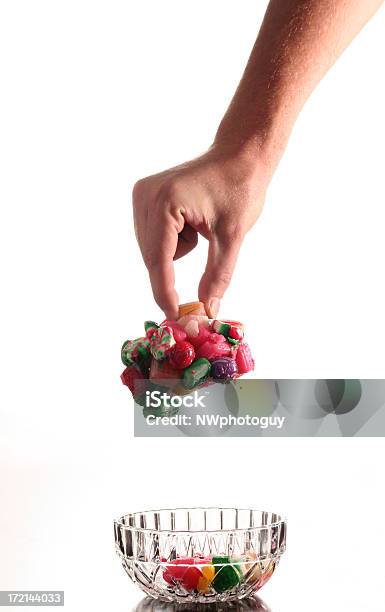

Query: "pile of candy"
<box><xmin>120</xmin><ymin>301</ymin><xmax>254</xmax><ymax>399</ymax></box>
<box><xmin>162</xmin><ymin>554</ymin><xmax>275</xmax><ymax>595</ymax></box>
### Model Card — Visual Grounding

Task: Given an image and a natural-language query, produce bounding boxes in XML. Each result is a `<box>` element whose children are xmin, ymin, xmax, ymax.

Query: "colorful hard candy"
<box><xmin>209</xmin><ymin>332</ymin><xmax>227</xmax><ymax>344</ymax></box>
<box><xmin>120</xmin><ymin>364</ymin><xmax>145</xmax><ymax>396</ymax></box>
<box><xmin>182</xmin><ymin>357</ymin><xmax>211</xmax><ymax>389</ymax></box>
<box><xmin>149</xmin><ymin>325</ymin><xmax>175</xmax><ymax>360</ymax></box>
<box><xmin>122</xmin><ymin>307</ymin><xmax>254</xmax><ymax>396</ymax></box>
<box><xmin>196</xmin><ymin>333</ymin><xmax>233</xmax><ymax>361</ymax></box>
<box><xmin>163</xmin><ymin>558</ymin><xmax>204</xmax><ymax>592</ymax></box>
<box><xmin>186</xmin><ymin>322</ymin><xmax>211</xmax><ymax>347</ymax></box>
<box><xmin>212</xmin><ymin>319</ymin><xmax>244</xmax><ymax>341</ymax></box>
<box><xmin>164</xmin><ymin>566</ymin><xmax>202</xmax><ymax>592</ymax></box>
<box><xmin>212</xmin><ymin>557</ymin><xmax>241</xmax><ymax>593</ymax></box>
<box><xmin>178</xmin><ymin>301</ymin><xmax>206</xmax><ymax>318</ymax></box>
<box><xmin>197</xmin><ymin>564</ymin><xmax>216</xmax><ymax>593</ymax></box>
<box><xmin>178</xmin><ymin>314</ymin><xmax>210</xmax><ymax>329</ymax></box>
<box><xmin>121</xmin><ymin>337</ymin><xmax>150</xmax><ymax>367</ymax></box>
<box><xmin>211</xmin><ymin>320</ymin><xmax>231</xmax><ymax>336</ymax></box>
<box><xmin>227</xmin><ymin>321</ymin><xmax>244</xmax><ymax>340</ymax></box>
<box><xmin>236</xmin><ymin>342</ymin><xmax>254</xmax><ymax>374</ymax></box>
<box><xmin>169</xmin><ymin>341</ymin><xmax>195</xmax><ymax>369</ymax></box>
<box><xmin>183</xmin><ymin>319</ymin><xmax>199</xmax><ymax>339</ymax></box>
<box><xmin>144</xmin><ymin>320</ymin><xmax>159</xmax><ymax>339</ymax></box>
<box><xmin>150</xmin><ymin>359</ymin><xmax>182</xmax><ymax>386</ymax></box>
<box><xmin>161</xmin><ymin>320</ymin><xmax>187</xmax><ymax>343</ymax></box>
<box><xmin>211</xmin><ymin>357</ymin><xmax>238</xmax><ymax>381</ymax></box>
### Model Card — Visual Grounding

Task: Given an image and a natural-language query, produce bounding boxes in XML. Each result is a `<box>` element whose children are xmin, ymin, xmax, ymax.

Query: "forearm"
<box><xmin>215</xmin><ymin>0</ymin><xmax>383</xmax><ymax>173</ymax></box>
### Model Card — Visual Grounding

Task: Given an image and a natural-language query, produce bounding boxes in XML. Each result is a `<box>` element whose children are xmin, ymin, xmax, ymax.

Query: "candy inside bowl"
<box><xmin>114</xmin><ymin>507</ymin><xmax>286</xmax><ymax>604</ymax></box>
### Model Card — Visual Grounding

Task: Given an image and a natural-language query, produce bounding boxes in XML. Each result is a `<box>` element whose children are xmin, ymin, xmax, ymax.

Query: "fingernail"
<box><xmin>207</xmin><ymin>297</ymin><xmax>220</xmax><ymax>319</ymax></box>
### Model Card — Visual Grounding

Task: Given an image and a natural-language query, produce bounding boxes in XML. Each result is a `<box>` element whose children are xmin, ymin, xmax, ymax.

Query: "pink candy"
<box><xmin>178</xmin><ymin>314</ymin><xmax>210</xmax><ymax>329</ymax></box>
<box><xmin>149</xmin><ymin>358</ymin><xmax>182</xmax><ymax>387</ymax></box>
<box><xmin>186</xmin><ymin>323</ymin><xmax>212</xmax><ymax>348</ymax></box>
<box><xmin>196</xmin><ymin>333</ymin><xmax>233</xmax><ymax>361</ymax></box>
<box><xmin>236</xmin><ymin>342</ymin><xmax>254</xmax><ymax>374</ymax></box>
<box><xmin>184</xmin><ymin>319</ymin><xmax>199</xmax><ymax>339</ymax></box>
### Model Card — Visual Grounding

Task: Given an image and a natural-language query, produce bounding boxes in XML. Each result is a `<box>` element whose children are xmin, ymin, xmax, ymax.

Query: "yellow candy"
<box><xmin>197</xmin><ymin>565</ymin><xmax>216</xmax><ymax>593</ymax></box>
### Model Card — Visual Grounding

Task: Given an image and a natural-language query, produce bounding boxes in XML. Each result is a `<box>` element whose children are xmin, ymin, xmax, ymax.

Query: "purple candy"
<box><xmin>211</xmin><ymin>357</ymin><xmax>238</xmax><ymax>381</ymax></box>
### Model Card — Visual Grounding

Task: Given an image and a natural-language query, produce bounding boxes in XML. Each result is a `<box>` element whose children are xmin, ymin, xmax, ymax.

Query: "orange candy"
<box><xmin>178</xmin><ymin>301</ymin><xmax>206</xmax><ymax>318</ymax></box>
<box><xmin>197</xmin><ymin>564</ymin><xmax>216</xmax><ymax>593</ymax></box>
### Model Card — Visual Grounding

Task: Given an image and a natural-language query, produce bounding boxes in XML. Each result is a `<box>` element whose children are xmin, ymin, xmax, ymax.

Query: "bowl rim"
<box><xmin>114</xmin><ymin>507</ymin><xmax>287</xmax><ymax>534</ymax></box>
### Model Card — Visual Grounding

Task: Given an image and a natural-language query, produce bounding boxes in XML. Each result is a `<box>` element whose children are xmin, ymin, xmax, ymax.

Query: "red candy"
<box><xmin>196</xmin><ymin>333</ymin><xmax>232</xmax><ymax>362</ymax></box>
<box><xmin>162</xmin><ymin>320</ymin><xmax>187</xmax><ymax>344</ymax></box>
<box><xmin>186</xmin><ymin>323</ymin><xmax>211</xmax><ymax>348</ymax></box>
<box><xmin>224</xmin><ymin>319</ymin><xmax>244</xmax><ymax>341</ymax></box>
<box><xmin>163</xmin><ymin>557</ymin><xmax>211</xmax><ymax>592</ymax></box>
<box><xmin>211</xmin><ymin>333</ymin><xmax>227</xmax><ymax>344</ymax></box>
<box><xmin>150</xmin><ymin>359</ymin><xmax>182</xmax><ymax>385</ymax></box>
<box><xmin>236</xmin><ymin>342</ymin><xmax>254</xmax><ymax>374</ymax></box>
<box><xmin>169</xmin><ymin>341</ymin><xmax>195</xmax><ymax>369</ymax></box>
<box><xmin>229</xmin><ymin>327</ymin><xmax>243</xmax><ymax>341</ymax></box>
<box><xmin>120</xmin><ymin>365</ymin><xmax>145</xmax><ymax>396</ymax></box>
<box><xmin>164</xmin><ymin>565</ymin><xmax>202</xmax><ymax>591</ymax></box>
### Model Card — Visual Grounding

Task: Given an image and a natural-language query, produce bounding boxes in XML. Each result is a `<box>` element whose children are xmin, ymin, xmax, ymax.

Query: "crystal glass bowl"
<box><xmin>133</xmin><ymin>594</ymin><xmax>271</xmax><ymax>610</ymax></box>
<box><xmin>114</xmin><ymin>507</ymin><xmax>286</xmax><ymax>604</ymax></box>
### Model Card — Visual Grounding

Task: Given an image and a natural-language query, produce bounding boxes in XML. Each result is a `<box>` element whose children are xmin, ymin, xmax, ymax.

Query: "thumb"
<box><xmin>198</xmin><ymin>231</ymin><xmax>242</xmax><ymax>318</ymax></box>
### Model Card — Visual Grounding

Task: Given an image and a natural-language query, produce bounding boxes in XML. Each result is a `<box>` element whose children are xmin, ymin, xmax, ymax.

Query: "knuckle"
<box><xmin>132</xmin><ymin>178</ymin><xmax>148</xmax><ymax>206</ymax></box>
<box><xmin>160</xmin><ymin>178</ymin><xmax>185</xmax><ymax>207</ymax></box>
<box><xmin>220</xmin><ymin>221</ymin><xmax>245</xmax><ymax>245</ymax></box>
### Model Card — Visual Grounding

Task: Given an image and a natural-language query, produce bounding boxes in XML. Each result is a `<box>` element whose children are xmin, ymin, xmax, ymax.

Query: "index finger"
<box><xmin>144</xmin><ymin>207</ymin><xmax>180</xmax><ymax>320</ymax></box>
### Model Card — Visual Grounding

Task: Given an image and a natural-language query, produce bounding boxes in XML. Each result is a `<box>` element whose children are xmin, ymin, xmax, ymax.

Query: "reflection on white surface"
<box><xmin>132</xmin><ymin>595</ymin><xmax>271</xmax><ymax>611</ymax></box>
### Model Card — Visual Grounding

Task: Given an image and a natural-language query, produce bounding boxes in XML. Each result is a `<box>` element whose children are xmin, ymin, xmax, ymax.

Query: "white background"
<box><xmin>1</xmin><ymin>1</ymin><xmax>385</xmax><ymax>611</ymax></box>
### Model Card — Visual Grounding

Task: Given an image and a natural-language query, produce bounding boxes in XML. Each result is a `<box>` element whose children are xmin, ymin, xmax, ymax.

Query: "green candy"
<box><xmin>136</xmin><ymin>347</ymin><xmax>152</xmax><ymax>375</ymax></box>
<box><xmin>144</xmin><ymin>320</ymin><xmax>175</xmax><ymax>361</ymax></box>
<box><xmin>212</xmin><ymin>556</ymin><xmax>241</xmax><ymax>594</ymax></box>
<box><xmin>121</xmin><ymin>340</ymin><xmax>135</xmax><ymax>366</ymax></box>
<box><xmin>182</xmin><ymin>358</ymin><xmax>211</xmax><ymax>389</ymax></box>
<box><xmin>212</xmin><ymin>319</ymin><xmax>244</xmax><ymax>341</ymax></box>
<box><xmin>212</xmin><ymin>320</ymin><xmax>231</xmax><ymax>336</ymax></box>
<box><xmin>121</xmin><ymin>337</ymin><xmax>151</xmax><ymax>371</ymax></box>
<box><xmin>144</xmin><ymin>320</ymin><xmax>159</xmax><ymax>336</ymax></box>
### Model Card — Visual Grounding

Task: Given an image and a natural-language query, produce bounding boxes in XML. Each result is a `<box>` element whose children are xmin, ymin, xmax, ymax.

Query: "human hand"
<box><xmin>133</xmin><ymin>144</ymin><xmax>271</xmax><ymax>320</ymax></box>
<box><xmin>133</xmin><ymin>0</ymin><xmax>383</xmax><ymax>321</ymax></box>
